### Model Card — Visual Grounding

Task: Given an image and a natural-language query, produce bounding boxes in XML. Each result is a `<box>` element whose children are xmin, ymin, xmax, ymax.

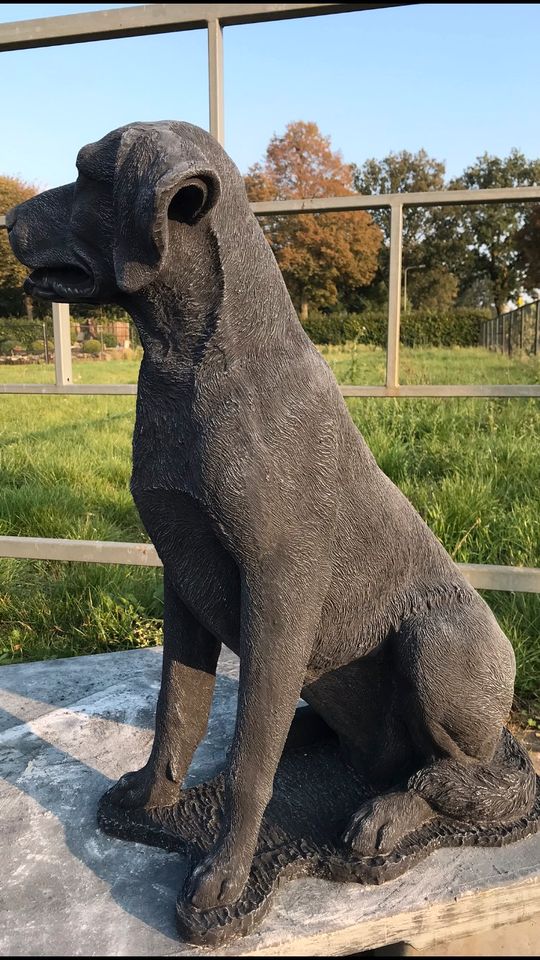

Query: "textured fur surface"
<box><xmin>7</xmin><ymin>121</ymin><xmax>536</xmax><ymax>920</ymax></box>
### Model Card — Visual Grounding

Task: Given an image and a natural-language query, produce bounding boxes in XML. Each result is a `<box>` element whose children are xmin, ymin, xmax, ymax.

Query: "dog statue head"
<box><xmin>6</xmin><ymin>121</ymin><xmax>256</xmax><ymax>305</ymax></box>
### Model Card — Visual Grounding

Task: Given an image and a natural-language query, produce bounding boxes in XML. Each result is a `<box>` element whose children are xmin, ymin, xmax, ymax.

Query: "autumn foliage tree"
<box><xmin>0</xmin><ymin>175</ymin><xmax>38</xmax><ymax>316</ymax></box>
<box><xmin>245</xmin><ymin>122</ymin><xmax>382</xmax><ymax>319</ymax></box>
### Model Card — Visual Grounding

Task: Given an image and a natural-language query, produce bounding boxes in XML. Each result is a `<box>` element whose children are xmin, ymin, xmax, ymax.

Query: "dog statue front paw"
<box><xmin>185</xmin><ymin>842</ymin><xmax>251</xmax><ymax>911</ymax></box>
<box><xmin>108</xmin><ymin>764</ymin><xmax>180</xmax><ymax>810</ymax></box>
<box><xmin>342</xmin><ymin>790</ymin><xmax>435</xmax><ymax>856</ymax></box>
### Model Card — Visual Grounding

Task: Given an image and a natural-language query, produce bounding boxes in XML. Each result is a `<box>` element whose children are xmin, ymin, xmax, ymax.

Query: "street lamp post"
<box><xmin>403</xmin><ymin>264</ymin><xmax>426</xmax><ymax>313</ymax></box>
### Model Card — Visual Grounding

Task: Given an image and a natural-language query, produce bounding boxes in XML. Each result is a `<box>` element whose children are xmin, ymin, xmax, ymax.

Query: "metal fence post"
<box><xmin>386</xmin><ymin>202</ymin><xmax>403</xmax><ymax>392</ymax></box>
<box><xmin>52</xmin><ymin>302</ymin><xmax>72</xmax><ymax>386</ymax></box>
<box><xmin>208</xmin><ymin>18</ymin><xmax>224</xmax><ymax>144</ymax></box>
<box><xmin>536</xmin><ymin>301</ymin><xmax>539</xmax><ymax>356</ymax></box>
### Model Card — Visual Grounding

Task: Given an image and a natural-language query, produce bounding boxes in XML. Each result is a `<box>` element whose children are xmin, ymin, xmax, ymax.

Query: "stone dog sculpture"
<box><xmin>7</xmin><ymin>121</ymin><xmax>538</xmax><ymax>945</ymax></box>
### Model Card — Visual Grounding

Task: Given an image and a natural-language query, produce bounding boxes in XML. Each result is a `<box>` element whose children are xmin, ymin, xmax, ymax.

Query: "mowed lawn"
<box><xmin>1</xmin><ymin>348</ymin><xmax>539</xmax><ymax>715</ymax></box>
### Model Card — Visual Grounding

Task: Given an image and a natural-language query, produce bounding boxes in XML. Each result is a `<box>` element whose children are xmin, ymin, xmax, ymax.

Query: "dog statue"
<box><xmin>7</xmin><ymin>121</ymin><xmax>537</xmax><ymax>936</ymax></box>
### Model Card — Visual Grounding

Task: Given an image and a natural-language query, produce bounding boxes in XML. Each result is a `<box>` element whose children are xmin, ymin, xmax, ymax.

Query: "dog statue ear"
<box><xmin>113</xmin><ymin>128</ymin><xmax>221</xmax><ymax>293</ymax></box>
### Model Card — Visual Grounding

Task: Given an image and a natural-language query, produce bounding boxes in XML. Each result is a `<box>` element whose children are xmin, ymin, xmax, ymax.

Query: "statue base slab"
<box><xmin>2</xmin><ymin>647</ymin><xmax>540</xmax><ymax>956</ymax></box>
<box><xmin>98</xmin><ymin>737</ymin><xmax>540</xmax><ymax>948</ymax></box>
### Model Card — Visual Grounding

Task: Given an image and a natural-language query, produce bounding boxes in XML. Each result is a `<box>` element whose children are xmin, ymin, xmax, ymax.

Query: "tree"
<box><xmin>245</xmin><ymin>122</ymin><xmax>382</xmax><ymax>319</ymax></box>
<box><xmin>0</xmin><ymin>175</ymin><xmax>38</xmax><ymax>317</ymax></box>
<box><xmin>406</xmin><ymin>265</ymin><xmax>459</xmax><ymax>312</ymax></box>
<box><xmin>516</xmin><ymin>204</ymin><xmax>540</xmax><ymax>290</ymax></box>
<box><xmin>352</xmin><ymin>149</ymin><xmax>460</xmax><ymax>310</ymax></box>
<box><xmin>445</xmin><ymin>150</ymin><xmax>540</xmax><ymax>313</ymax></box>
<box><xmin>353</xmin><ymin>148</ymin><xmax>446</xmax><ymax>249</ymax></box>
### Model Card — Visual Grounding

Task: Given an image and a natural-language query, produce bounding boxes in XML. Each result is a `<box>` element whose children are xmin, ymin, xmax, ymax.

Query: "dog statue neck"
<box><xmin>123</xmin><ymin>204</ymin><xmax>307</xmax><ymax>375</ymax></box>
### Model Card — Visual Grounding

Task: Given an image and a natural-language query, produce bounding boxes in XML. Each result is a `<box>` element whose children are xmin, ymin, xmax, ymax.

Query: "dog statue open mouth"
<box><xmin>7</xmin><ymin>120</ymin><xmax>538</xmax><ymax>946</ymax></box>
<box><xmin>24</xmin><ymin>264</ymin><xmax>96</xmax><ymax>301</ymax></box>
<box><xmin>25</xmin><ymin>264</ymin><xmax>95</xmax><ymax>300</ymax></box>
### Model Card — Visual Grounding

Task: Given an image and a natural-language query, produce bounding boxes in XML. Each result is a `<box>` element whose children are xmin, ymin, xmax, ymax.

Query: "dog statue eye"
<box><xmin>168</xmin><ymin>181</ymin><xmax>208</xmax><ymax>225</ymax></box>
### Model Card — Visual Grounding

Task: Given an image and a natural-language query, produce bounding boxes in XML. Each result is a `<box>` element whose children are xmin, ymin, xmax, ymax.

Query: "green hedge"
<box><xmin>301</xmin><ymin>308</ymin><xmax>491</xmax><ymax>348</ymax></box>
<box><xmin>0</xmin><ymin>309</ymin><xmax>491</xmax><ymax>353</ymax></box>
<box><xmin>0</xmin><ymin>318</ymin><xmax>49</xmax><ymax>349</ymax></box>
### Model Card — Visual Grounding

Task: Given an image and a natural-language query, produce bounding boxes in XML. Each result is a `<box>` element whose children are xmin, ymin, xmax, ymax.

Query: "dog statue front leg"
<box><xmin>110</xmin><ymin>574</ymin><xmax>221</xmax><ymax>810</ymax></box>
<box><xmin>187</xmin><ymin>559</ymin><xmax>324</xmax><ymax>910</ymax></box>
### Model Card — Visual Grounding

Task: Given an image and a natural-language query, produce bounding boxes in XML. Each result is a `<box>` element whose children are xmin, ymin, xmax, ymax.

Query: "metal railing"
<box><xmin>482</xmin><ymin>300</ymin><xmax>540</xmax><ymax>356</ymax></box>
<box><xmin>0</xmin><ymin>2</ymin><xmax>539</xmax><ymax>594</ymax></box>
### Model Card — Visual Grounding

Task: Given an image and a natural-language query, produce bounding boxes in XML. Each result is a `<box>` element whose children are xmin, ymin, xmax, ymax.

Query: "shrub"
<box><xmin>106</xmin><ymin>346</ymin><xmax>143</xmax><ymax>361</ymax></box>
<box><xmin>0</xmin><ymin>339</ymin><xmax>19</xmax><ymax>355</ymax></box>
<box><xmin>82</xmin><ymin>338</ymin><xmax>102</xmax><ymax>355</ymax></box>
<box><xmin>301</xmin><ymin>310</ymin><xmax>387</xmax><ymax>346</ymax></box>
<box><xmin>300</xmin><ymin>310</ymin><xmax>344</xmax><ymax>345</ymax></box>
<box><xmin>30</xmin><ymin>339</ymin><xmax>54</xmax><ymax>354</ymax></box>
<box><xmin>102</xmin><ymin>333</ymin><xmax>118</xmax><ymax>348</ymax></box>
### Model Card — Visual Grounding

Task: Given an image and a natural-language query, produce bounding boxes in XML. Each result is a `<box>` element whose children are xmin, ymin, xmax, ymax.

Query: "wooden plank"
<box><xmin>240</xmin><ymin>873</ymin><xmax>540</xmax><ymax>956</ymax></box>
<box><xmin>0</xmin><ymin>3</ymin><xmax>402</xmax><ymax>51</ymax></box>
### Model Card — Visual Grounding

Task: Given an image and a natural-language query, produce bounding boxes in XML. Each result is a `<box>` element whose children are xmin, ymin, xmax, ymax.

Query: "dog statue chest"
<box><xmin>133</xmin><ymin>484</ymin><xmax>241</xmax><ymax>648</ymax></box>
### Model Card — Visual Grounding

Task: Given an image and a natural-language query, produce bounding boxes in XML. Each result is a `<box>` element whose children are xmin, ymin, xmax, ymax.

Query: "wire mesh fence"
<box><xmin>481</xmin><ymin>300</ymin><xmax>540</xmax><ymax>355</ymax></box>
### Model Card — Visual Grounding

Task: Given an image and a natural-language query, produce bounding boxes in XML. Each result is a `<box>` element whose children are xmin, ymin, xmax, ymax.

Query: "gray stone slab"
<box><xmin>0</xmin><ymin>648</ymin><xmax>539</xmax><ymax>957</ymax></box>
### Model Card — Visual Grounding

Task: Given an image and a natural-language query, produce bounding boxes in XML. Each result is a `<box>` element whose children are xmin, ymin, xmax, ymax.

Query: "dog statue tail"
<box><xmin>410</xmin><ymin>726</ymin><xmax>537</xmax><ymax>822</ymax></box>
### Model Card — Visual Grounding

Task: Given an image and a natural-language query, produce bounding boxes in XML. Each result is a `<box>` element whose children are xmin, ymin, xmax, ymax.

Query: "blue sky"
<box><xmin>1</xmin><ymin>3</ymin><xmax>539</xmax><ymax>190</ymax></box>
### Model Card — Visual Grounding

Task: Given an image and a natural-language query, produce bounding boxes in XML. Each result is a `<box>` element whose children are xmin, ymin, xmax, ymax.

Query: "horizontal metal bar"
<box><xmin>340</xmin><ymin>384</ymin><xmax>540</xmax><ymax>398</ymax></box>
<box><xmin>0</xmin><ymin>536</ymin><xmax>538</xmax><ymax>593</ymax></box>
<box><xmin>0</xmin><ymin>3</ymin><xmax>403</xmax><ymax>52</ymax></box>
<box><xmin>0</xmin><ymin>536</ymin><xmax>160</xmax><ymax>566</ymax></box>
<box><xmin>1</xmin><ymin>383</ymin><xmax>539</xmax><ymax>398</ymax></box>
<box><xmin>250</xmin><ymin>186</ymin><xmax>540</xmax><ymax>215</ymax></box>
<box><xmin>460</xmin><ymin>563</ymin><xmax>540</xmax><ymax>594</ymax></box>
<box><xmin>3</xmin><ymin>187</ymin><xmax>540</xmax><ymax>228</ymax></box>
<box><xmin>0</xmin><ymin>383</ymin><xmax>138</xmax><ymax>395</ymax></box>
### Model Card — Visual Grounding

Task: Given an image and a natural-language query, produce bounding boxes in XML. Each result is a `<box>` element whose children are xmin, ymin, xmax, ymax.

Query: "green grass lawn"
<box><xmin>1</xmin><ymin>349</ymin><xmax>539</xmax><ymax>717</ymax></box>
